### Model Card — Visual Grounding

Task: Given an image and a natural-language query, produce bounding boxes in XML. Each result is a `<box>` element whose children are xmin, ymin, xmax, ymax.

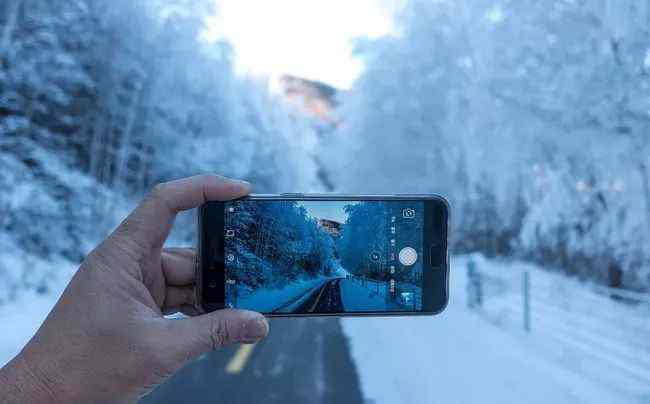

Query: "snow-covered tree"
<box><xmin>0</xmin><ymin>0</ymin><xmax>323</xmax><ymax>298</ymax></box>
<box><xmin>229</xmin><ymin>201</ymin><xmax>336</xmax><ymax>290</ymax></box>
<box><xmin>326</xmin><ymin>0</ymin><xmax>650</xmax><ymax>289</ymax></box>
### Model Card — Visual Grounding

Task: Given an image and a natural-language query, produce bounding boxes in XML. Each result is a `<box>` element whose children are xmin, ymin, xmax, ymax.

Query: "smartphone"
<box><xmin>196</xmin><ymin>194</ymin><xmax>449</xmax><ymax>317</ymax></box>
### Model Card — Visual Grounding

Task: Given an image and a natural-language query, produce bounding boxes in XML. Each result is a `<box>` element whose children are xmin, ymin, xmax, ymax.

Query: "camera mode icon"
<box><xmin>402</xmin><ymin>208</ymin><xmax>416</xmax><ymax>219</ymax></box>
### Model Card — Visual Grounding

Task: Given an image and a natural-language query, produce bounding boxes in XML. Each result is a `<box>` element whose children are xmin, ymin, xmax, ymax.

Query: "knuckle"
<box><xmin>106</xmin><ymin>227</ymin><xmax>149</xmax><ymax>264</ymax></box>
<box><xmin>150</xmin><ymin>182</ymin><xmax>169</xmax><ymax>202</ymax></box>
<box><xmin>209</xmin><ymin>316</ymin><xmax>231</xmax><ymax>349</ymax></box>
<box><xmin>181</xmin><ymin>288</ymin><xmax>196</xmax><ymax>306</ymax></box>
<box><xmin>147</xmin><ymin>182</ymin><xmax>174</xmax><ymax>213</ymax></box>
<box><xmin>82</xmin><ymin>242</ymin><xmax>122</xmax><ymax>274</ymax></box>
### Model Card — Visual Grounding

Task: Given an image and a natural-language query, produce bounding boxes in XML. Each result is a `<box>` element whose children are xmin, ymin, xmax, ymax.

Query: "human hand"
<box><xmin>0</xmin><ymin>175</ymin><xmax>269</xmax><ymax>403</ymax></box>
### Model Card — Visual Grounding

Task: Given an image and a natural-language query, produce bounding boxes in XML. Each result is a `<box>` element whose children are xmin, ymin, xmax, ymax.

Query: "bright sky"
<box><xmin>203</xmin><ymin>0</ymin><xmax>403</xmax><ymax>89</ymax></box>
<box><xmin>298</xmin><ymin>201</ymin><xmax>358</xmax><ymax>224</ymax></box>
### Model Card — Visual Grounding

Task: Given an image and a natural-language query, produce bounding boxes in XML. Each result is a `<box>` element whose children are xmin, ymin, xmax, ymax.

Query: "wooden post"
<box><xmin>523</xmin><ymin>271</ymin><xmax>531</xmax><ymax>333</ymax></box>
<box><xmin>467</xmin><ymin>258</ymin><xmax>482</xmax><ymax>308</ymax></box>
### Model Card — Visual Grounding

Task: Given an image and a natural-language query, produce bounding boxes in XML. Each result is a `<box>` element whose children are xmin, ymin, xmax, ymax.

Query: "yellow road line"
<box><xmin>308</xmin><ymin>282</ymin><xmax>329</xmax><ymax>312</ymax></box>
<box><xmin>225</xmin><ymin>343</ymin><xmax>256</xmax><ymax>375</ymax></box>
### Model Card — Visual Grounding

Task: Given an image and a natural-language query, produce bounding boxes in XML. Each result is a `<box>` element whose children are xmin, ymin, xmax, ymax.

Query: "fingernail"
<box><xmin>216</xmin><ymin>174</ymin><xmax>249</xmax><ymax>187</ymax></box>
<box><xmin>230</xmin><ymin>178</ymin><xmax>250</xmax><ymax>191</ymax></box>
<box><xmin>242</xmin><ymin>317</ymin><xmax>268</xmax><ymax>341</ymax></box>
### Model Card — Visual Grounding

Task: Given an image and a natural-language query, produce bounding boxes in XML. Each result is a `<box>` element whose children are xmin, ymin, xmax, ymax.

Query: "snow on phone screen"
<box><xmin>223</xmin><ymin>200</ymin><xmax>424</xmax><ymax>313</ymax></box>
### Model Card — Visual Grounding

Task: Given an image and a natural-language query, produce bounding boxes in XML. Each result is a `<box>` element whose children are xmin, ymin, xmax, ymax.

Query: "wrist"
<box><xmin>0</xmin><ymin>353</ymin><xmax>57</xmax><ymax>404</ymax></box>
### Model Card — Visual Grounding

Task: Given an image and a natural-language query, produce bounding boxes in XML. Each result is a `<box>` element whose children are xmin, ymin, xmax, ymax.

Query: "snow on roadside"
<box><xmin>341</xmin><ymin>255</ymin><xmax>647</xmax><ymax>404</ymax></box>
<box><xmin>464</xmin><ymin>254</ymin><xmax>650</xmax><ymax>399</ymax></box>
<box><xmin>339</xmin><ymin>278</ymin><xmax>401</xmax><ymax>311</ymax></box>
<box><xmin>0</xmin><ymin>289</ymin><xmax>63</xmax><ymax>367</ymax></box>
<box><xmin>0</xmin><ymin>253</ymin><xmax>75</xmax><ymax>367</ymax></box>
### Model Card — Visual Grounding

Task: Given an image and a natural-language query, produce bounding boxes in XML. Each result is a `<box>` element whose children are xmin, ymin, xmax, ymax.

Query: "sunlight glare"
<box><xmin>203</xmin><ymin>0</ymin><xmax>403</xmax><ymax>89</ymax></box>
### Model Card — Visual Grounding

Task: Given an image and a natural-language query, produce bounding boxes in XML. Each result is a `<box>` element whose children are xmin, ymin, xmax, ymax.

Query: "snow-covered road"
<box><xmin>339</xmin><ymin>278</ymin><xmax>407</xmax><ymax>311</ymax></box>
<box><xmin>341</xmin><ymin>256</ymin><xmax>650</xmax><ymax>404</ymax></box>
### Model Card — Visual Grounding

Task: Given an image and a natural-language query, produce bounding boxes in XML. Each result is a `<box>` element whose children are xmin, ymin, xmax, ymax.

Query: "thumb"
<box><xmin>168</xmin><ymin>309</ymin><xmax>269</xmax><ymax>359</ymax></box>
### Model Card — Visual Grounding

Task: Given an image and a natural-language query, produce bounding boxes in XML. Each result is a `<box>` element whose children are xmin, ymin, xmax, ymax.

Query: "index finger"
<box><xmin>112</xmin><ymin>174</ymin><xmax>250</xmax><ymax>251</ymax></box>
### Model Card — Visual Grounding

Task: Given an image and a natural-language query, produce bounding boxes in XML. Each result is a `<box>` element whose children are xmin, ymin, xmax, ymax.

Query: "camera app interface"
<box><xmin>224</xmin><ymin>200</ymin><xmax>424</xmax><ymax>314</ymax></box>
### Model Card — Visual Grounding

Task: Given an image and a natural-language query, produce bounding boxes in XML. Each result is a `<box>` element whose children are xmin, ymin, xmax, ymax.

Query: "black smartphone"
<box><xmin>196</xmin><ymin>194</ymin><xmax>449</xmax><ymax>317</ymax></box>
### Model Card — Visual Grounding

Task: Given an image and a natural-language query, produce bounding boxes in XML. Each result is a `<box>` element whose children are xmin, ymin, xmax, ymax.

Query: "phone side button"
<box><xmin>430</xmin><ymin>245</ymin><xmax>443</xmax><ymax>267</ymax></box>
<box><xmin>281</xmin><ymin>193</ymin><xmax>304</xmax><ymax>197</ymax></box>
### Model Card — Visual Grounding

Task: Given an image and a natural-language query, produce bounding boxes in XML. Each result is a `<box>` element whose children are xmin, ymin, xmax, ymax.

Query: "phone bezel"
<box><xmin>196</xmin><ymin>194</ymin><xmax>449</xmax><ymax>317</ymax></box>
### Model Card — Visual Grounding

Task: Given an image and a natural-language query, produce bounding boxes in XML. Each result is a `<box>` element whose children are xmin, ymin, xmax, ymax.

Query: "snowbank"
<box><xmin>341</xmin><ymin>255</ymin><xmax>650</xmax><ymax>404</ymax></box>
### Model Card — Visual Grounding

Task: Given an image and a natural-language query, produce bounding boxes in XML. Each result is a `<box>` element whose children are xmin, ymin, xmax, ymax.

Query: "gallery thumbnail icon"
<box><xmin>400</xmin><ymin>292</ymin><xmax>413</xmax><ymax>305</ymax></box>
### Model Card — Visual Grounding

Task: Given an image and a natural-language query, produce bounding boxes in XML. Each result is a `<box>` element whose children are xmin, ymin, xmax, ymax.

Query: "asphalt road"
<box><xmin>296</xmin><ymin>278</ymin><xmax>344</xmax><ymax>313</ymax></box>
<box><xmin>140</xmin><ymin>317</ymin><xmax>365</xmax><ymax>404</ymax></box>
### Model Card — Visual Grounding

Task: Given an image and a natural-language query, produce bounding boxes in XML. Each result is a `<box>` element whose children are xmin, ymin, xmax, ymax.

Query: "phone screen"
<box><xmin>222</xmin><ymin>200</ymin><xmax>428</xmax><ymax>314</ymax></box>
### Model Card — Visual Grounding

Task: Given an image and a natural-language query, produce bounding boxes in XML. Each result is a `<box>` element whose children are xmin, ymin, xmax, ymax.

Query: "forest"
<box><xmin>0</xmin><ymin>0</ymin><xmax>321</xmax><ymax>302</ymax></box>
<box><xmin>1</xmin><ymin>0</ymin><xmax>649</xmax><ymax>305</ymax></box>
<box><xmin>227</xmin><ymin>200</ymin><xmax>423</xmax><ymax>292</ymax></box>
<box><xmin>337</xmin><ymin>201</ymin><xmax>423</xmax><ymax>285</ymax></box>
<box><xmin>226</xmin><ymin>201</ymin><xmax>337</xmax><ymax>291</ymax></box>
<box><xmin>323</xmin><ymin>0</ymin><xmax>650</xmax><ymax>290</ymax></box>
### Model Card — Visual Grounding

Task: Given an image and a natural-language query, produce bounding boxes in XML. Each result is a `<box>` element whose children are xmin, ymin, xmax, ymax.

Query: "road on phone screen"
<box><xmin>140</xmin><ymin>317</ymin><xmax>364</xmax><ymax>404</ymax></box>
<box><xmin>295</xmin><ymin>278</ymin><xmax>344</xmax><ymax>313</ymax></box>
